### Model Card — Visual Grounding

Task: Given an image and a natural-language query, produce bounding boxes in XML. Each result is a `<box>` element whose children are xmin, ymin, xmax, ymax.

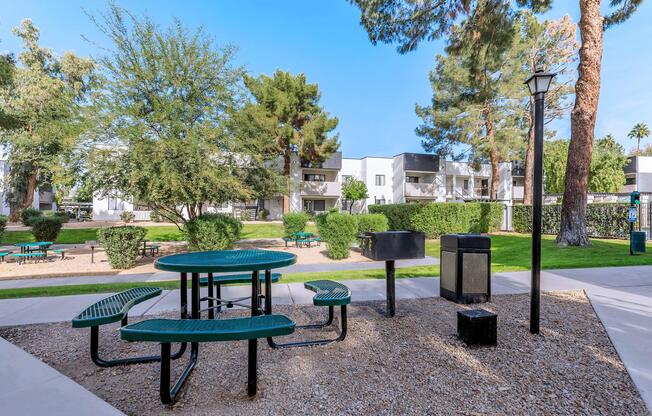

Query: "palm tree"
<box><xmin>628</xmin><ymin>123</ymin><xmax>650</xmax><ymax>154</ymax></box>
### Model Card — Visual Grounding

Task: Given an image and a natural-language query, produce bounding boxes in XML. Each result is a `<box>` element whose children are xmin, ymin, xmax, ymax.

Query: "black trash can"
<box><xmin>440</xmin><ymin>234</ymin><xmax>491</xmax><ymax>304</ymax></box>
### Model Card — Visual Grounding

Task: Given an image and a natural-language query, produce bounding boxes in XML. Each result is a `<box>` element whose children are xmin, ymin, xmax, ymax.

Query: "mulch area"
<box><xmin>0</xmin><ymin>291</ymin><xmax>647</xmax><ymax>415</ymax></box>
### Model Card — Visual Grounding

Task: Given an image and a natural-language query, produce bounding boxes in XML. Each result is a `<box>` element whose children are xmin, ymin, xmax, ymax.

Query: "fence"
<box><xmin>500</xmin><ymin>192</ymin><xmax>652</xmax><ymax>239</ymax></box>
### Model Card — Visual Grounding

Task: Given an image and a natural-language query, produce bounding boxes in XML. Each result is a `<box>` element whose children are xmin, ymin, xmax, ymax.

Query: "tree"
<box><xmin>627</xmin><ymin>123</ymin><xmax>650</xmax><ymax>154</ymax></box>
<box><xmin>239</xmin><ymin>70</ymin><xmax>339</xmax><ymax>211</ymax></box>
<box><xmin>589</xmin><ymin>134</ymin><xmax>627</xmax><ymax>192</ymax></box>
<box><xmin>543</xmin><ymin>139</ymin><xmax>569</xmax><ymax>194</ymax></box>
<box><xmin>543</xmin><ymin>135</ymin><xmax>627</xmax><ymax>195</ymax></box>
<box><xmin>341</xmin><ymin>177</ymin><xmax>369</xmax><ymax>213</ymax></box>
<box><xmin>557</xmin><ymin>0</ymin><xmax>644</xmax><ymax>246</ymax></box>
<box><xmin>515</xmin><ymin>13</ymin><xmax>577</xmax><ymax>204</ymax></box>
<box><xmin>241</xmin><ymin>70</ymin><xmax>340</xmax><ymax>176</ymax></box>
<box><xmin>0</xmin><ymin>19</ymin><xmax>95</xmax><ymax>220</ymax></box>
<box><xmin>87</xmin><ymin>5</ymin><xmax>282</xmax><ymax>226</ymax></box>
<box><xmin>416</xmin><ymin>1</ymin><xmax>523</xmax><ymax>200</ymax></box>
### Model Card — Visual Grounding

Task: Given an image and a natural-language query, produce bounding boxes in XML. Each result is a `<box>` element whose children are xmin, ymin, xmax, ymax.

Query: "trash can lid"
<box><xmin>441</xmin><ymin>234</ymin><xmax>491</xmax><ymax>250</ymax></box>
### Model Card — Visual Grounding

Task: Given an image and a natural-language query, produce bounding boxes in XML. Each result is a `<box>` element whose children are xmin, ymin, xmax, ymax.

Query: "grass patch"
<box><xmin>426</xmin><ymin>233</ymin><xmax>652</xmax><ymax>272</ymax></box>
<box><xmin>1</xmin><ymin>223</ymin><xmax>319</xmax><ymax>245</ymax></box>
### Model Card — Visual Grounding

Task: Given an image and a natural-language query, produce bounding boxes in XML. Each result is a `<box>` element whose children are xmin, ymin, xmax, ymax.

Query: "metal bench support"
<box><xmin>268</xmin><ymin>305</ymin><xmax>347</xmax><ymax>349</ymax></box>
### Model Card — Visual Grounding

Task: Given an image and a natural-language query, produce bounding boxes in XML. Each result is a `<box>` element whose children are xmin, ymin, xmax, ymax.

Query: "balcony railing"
<box><xmin>513</xmin><ymin>186</ymin><xmax>524</xmax><ymax>199</ymax></box>
<box><xmin>300</xmin><ymin>181</ymin><xmax>341</xmax><ymax>197</ymax></box>
<box><xmin>404</xmin><ymin>182</ymin><xmax>440</xmax><ymax>198</ymax></box>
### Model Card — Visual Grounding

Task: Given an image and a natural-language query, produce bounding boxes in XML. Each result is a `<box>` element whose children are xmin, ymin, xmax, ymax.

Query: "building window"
<box><xmin>375</xmin><ymin>175</ymin><xmax>385</xmax><ymax>186</ymax></box>
<box><xmin>463</xmin><ymin>180</ymin><xmax>469</xmax><ymax>190</ymax></box>
<box><xmin>303</xmin><ymin>199</ymin><xmax>326</xmax><ymax>212</ymax></box>
<box><xmin>374</xmin><ymin>197</ymin><xmax>386</xmax><ymax>205</ymax></box>
<box><xmin>341</xmin><ymin>199</ymin><xmax>352</xmax><ymax>211</ymax></box>
<box><xmin>108</xmin><ymin>197</ymin><xmax>121</xmax><ymax>210</ymax></box>
<box><xmin>304</xmin><ymin>174</ymin><xmax>325</xmax><ymax>182</ymax></box>
<box><xmin>625</xmin><ymin>177</ymin><xmax>636</xmax><ymax>185</ymax></box>
<box><xmin>406</xmin><ymin>176</ymin><xmax>419</xmax><ymax>183</ymax></box>
<box><xmin>341</xmin><ymin>175</ymin><xmax>352</xmax><ymax>183</ymax></box>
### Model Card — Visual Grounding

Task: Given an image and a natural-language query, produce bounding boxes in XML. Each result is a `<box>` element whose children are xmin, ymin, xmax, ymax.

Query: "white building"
<box><xmin>621</xmin><ymin>156</ymin><xmax>652</xmax><ymax>193</ymax></box>
<box><xmin>93</xmin><ymin>151</ymin><xmax>516</xmax><ymax>221</ymax></box>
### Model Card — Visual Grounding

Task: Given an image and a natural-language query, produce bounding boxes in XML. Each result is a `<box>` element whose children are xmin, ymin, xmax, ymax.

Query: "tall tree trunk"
<box><xmin>557</xmin><ymin>0</ymin><xmax>603</xmax><ymax>246</ymax></box>
<box><xmin>21</xmin><ymin>173</ymin><xmax>37</xmax><ymax>209</ymax></box>
<box><xmin>523</xmin><ymin>97</ymin><xmax>535</xmax><ymax>205</ymax></box>
<box><xmin>483</xmin><ymin>105</ymin><xmax>500</xmax><ymax>200</ymax></box>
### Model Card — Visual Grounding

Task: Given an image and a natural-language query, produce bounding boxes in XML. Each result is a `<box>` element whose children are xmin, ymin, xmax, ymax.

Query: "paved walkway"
<box><xmin>1</xmin><ymin>265</ymin><xmax>651</xmax><ymax>414</ymax></box>
<box><xmin>0</xmin><ymin>256</ymin><xmax>438</xmax><ymax>289</ymax></box>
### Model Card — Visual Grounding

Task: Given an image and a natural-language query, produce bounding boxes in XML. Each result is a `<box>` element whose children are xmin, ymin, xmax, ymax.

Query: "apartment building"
<box><xmin>621</xmin><ymin>156</ymin><xmax>652</xmax><ymax>193</ymax></box>
<box><xmin>93</xmin><ymin>151</ymin><xmax>516</xmax><ymax>221</ymax></box>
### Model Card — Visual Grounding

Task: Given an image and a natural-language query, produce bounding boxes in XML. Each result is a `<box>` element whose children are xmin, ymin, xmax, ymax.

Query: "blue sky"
<box><xmin>1</xmin><ymin>0</ymin><xmax>651</xmax><ymax>158</ymax></box>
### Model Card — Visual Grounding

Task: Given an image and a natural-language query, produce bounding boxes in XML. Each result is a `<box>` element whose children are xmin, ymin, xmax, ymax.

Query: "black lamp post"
<box><xmin>524</xmin><ymin>69</ymin><xmax>555</xmax><ymax>335</ymax></box>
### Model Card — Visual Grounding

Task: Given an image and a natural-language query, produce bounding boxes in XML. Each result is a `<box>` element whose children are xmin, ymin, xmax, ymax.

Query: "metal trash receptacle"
<box><xmin>440</xmin><ymin>234</ymin><xmax>491</xmax><ymax>304</ymax></box>
<box><xmin>631</xmin><ymin>231</ymin><xmax>646</xmax><ymax>254</ymax></box>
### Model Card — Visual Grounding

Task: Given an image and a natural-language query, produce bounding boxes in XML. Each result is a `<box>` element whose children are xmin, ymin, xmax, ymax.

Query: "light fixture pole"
<box><xmin>524</xmin><ymin>69</ymin><xmax>556</xmax><ymax>335</ymax></box>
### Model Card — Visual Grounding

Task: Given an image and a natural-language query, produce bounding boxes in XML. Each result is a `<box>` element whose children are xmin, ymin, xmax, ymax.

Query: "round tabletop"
<box><xmin>154</xmin><ymin>249</ymin><xmax>297</xmax><ymax>273</ymax></box>
<box><xmin>15</xmin><ymin>241</ymin><xmax>52</xmax><ymax>247</ymax></box>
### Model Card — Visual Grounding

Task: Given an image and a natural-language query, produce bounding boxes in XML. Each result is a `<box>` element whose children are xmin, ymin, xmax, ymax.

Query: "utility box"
<box><xmin>457</xmin><ymin>309</ymin><xmax>497</xmax><ymax>346</ymax></box>
<box><xmin>440</xmin><ymin>234</ymin><xmax>491</xmax><ymax>304</ymax></box>
<box><xmin>360</xmin><ymin>231</ymin><xmax>425</xmax><ymax>261</ymax></box>
<box><xmin>631</xmin><ymin>231</ymin><xmax>646</xmax><ymax>254</ymax></box>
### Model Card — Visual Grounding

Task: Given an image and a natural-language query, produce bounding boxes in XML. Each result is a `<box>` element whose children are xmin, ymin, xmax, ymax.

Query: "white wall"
<box><xmin>92</xmin><ymin>195</ymin><xmax>134</xmax><ymax>221</ymax></box>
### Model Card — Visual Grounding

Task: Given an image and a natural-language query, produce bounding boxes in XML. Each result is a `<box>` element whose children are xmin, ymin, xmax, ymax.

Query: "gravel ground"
<box><xmin>1</xmin><ymin>291</ymin><xmax>647</xmax><ymax>416</ymax></box>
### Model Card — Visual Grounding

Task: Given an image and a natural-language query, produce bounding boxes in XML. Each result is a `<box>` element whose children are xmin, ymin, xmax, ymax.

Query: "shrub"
<box><xmin>149</xmin><ymin>210</ymin><xmax>164</xmax><ymax>223</ymax></box>
<box><xmin>512</xmin><ymin>203</ymin><xmax>629</xmax><ymax>238</ymax></box>
<box><xmin>369</xmin><ymin>202</ymin><xmax>504</xmax><ymax>238</ymax></box>
<box><xmin>30</xmin><ymin>217</ymin><xmax>64</xmax><ymax>242</ymax></box>
<box><xmin>98</xmin><ymin>226</ymin><xmax>147</xmax><ymax>269</ymax></box>
<box><xmin>20</xmin><ymin>207</ymin><xmax>42</xmax><ymax>226</ymax></box>
<box><xmin>0</xmin><ymin>215</ymin><xmax>7</xmax><ymax>242</ymax></box>
<box><xmin>282</xmin><ymin>212</ymin><xmax>309</xmax><ymax>237</ymax></box>
<box><xmin>48</xmin><ymin>211</ymin><xmax>69</xmax><ymax>223</ymax></box>
<box><xmin>314</xmin><ymin>212</ymin><xmax>329</xmax><ymax>237</ymax></box>
<box><xmin>321</xmin><ymin>213</ymin><xmax>358</xmax><ymax>259</ymax></box>
<box><xmin>356</xmin><ymin>213</ymin><xmax>389</xmax><ymax>235</ymax></box>
<box><xmin>183</xmin><ymin>213</ymin><xmax>243</xmax><ymax>251</ymax></box>
<box><xmin>120</xmin><ymin>211</ymin><xmax>136</xmax><ymax>223</ymax></box>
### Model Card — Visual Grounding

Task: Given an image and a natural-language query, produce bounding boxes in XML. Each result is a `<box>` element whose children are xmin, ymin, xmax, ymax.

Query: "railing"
<box><xmin>513</xmin><ymin>186</ymin><xmax>524</xmax><ymax>199</ymax></box>
<box><xmin>300</xmin><ymin>181</ymin><xmax>341</xmax><ymax>196</ymax></box>
<box><xmin>404</xmin><ymin>182</ymin><xmax>440</xmax><ymax>198</ymax></box>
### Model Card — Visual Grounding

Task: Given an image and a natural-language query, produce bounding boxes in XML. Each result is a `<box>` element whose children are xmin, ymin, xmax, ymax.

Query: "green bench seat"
<box><xmin>121</xmin><ymin>315</ymin><xmax>296</xmax><ymax>404</ymax></box>
<box><xmin>52</xmin><ymin>248</ymin><xmax>66</xmax><ymax>259</ymax></box>
<box><xmin>199</xmin><ymin>272</ymin><xmax>282</xmax><ymax>319</ymax></box>
<box><xmin>0</xmin><ymin>251</ymin><xmax>10</xmax><ymax>262</ymax></box>
<box><xmin>269</xmin><ymin>280</ymin><xmax>350</xmax><ymax>349</ymax></box>
<box><xmin>72</xmin><ymin>287</ymin><xmax>183</xmax><ymax>368</ymax></box>
<box><xmin>13</xmin><ymin>252</ymin><xmax>45</xmax><ymax>264</ymax></box>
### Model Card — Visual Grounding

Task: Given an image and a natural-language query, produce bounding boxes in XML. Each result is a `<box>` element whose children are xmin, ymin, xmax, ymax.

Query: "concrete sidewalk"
<box><xmin>1</xmin><ymin>265</ymin><xmax>651</xmax><ymax>414</ymax></box>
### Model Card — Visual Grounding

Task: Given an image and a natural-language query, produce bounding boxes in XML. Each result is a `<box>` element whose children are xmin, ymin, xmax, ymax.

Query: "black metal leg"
<box><xmin>248</xmin><ymin>339</ymin><xmax>257</xmax><ymax>396</ymax></box>
<box><xmin>298</xmin><ymin>306</ymin><xmax>334</xmax><ymax>329</ymax></box>
<box><xmin>159</xmin><ymin>341</ymin><xmax>198</xmax><ymax>405</ymax></box>
<box><xmin>216</xmin><ymin>284</ymin><xmax>222</xmax><ymax>313</ymax></box>
<box><xmin>207</xmin><ymin>273</ymin><xmax>214</xmax><ymax>320</ymax></box>
<box><xmin>180</xmin><ymin>272</ymin><xmax>188</xmax><ymax>319</ymax></box>
<box><xmin>191</xmin><ymin>273</ymin><xmax>200</xmax><ymax>319</ymax></box>
<box><xmin>386</xmin><ymin>260</ymin><xmax>396</xmax><ymax>317</ymax></box>
<box><xmin>251</xmin><ymin>270</ymin><xmax>260</xmax><ymax>316</ymax></box>
<box><xmin>268</xmin><ymin>305</ymin><xmax>347</xmax><ymax>349</ymax></box>
<box><xmin>89</xmin><ymin>325</ymin><xmax>185</xmax><ymax>368</ymax></box>
<box><xmin>264</xmin><ymin>269</ymin><xmax>272</xmax><ymax>315</ymax></box>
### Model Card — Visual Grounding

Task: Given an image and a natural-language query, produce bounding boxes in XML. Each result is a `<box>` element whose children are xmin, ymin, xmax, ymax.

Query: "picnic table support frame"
<box><xmin>386</xmin><ymin>260</ymin><xmax>396</xmax><ymax>317</ymax></box>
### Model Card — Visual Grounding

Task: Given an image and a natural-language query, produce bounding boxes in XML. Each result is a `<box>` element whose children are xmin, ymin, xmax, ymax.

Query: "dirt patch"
<box><xmin>0</xmin><ymin>291</ymin><xmax>646</xmax><ymax>415</ymax></box>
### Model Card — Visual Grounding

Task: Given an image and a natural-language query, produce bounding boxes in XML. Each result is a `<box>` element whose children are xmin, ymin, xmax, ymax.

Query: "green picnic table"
<box><xmin>14</xmin><ymin>241</ymin><xmax>53</xmax><ymax>255</ymax></box>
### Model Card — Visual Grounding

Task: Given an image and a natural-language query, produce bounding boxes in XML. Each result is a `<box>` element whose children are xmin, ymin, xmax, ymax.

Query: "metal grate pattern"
<box><xmin>155</xmin><ymin>250</ymin><xmax>297</xmax><ymax>273</ymax></box>
<box><xmin>72</xmin><ymin>287</ymin><xmax>162</xmax><ymax>328</ymax></box>
<box><xmin>304</xmin><ymin>280</ymin><xmax>351</xmax><ymax>306</ymax></box>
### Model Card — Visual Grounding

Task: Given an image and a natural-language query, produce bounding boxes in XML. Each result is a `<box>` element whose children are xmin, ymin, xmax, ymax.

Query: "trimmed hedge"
<box><xmin>30</xmin><ymin>217</ymin><xmax>63</xmax><ymax>242</ymax></box>
<box><xmin>314</xmin><ymin>212</ymin><xmax>329</xmax><ymax>237</ymax></box>
<box><xmin>369</xmin><ymin>202</ymin><xmax>503</xmax><ymax>238</ymax></box>
<box><xmin>321</xmin><ymin>213</ymin><xmax>358</xmax><ymax>259</ymax></box>
<box><xmin>282</xmin><ymin>212</ymin><xmax>309</xmax><ymax>237</ymax></box>
<box><xmin>0</xmin><ymin>215</ymin><xmax>7</xmax><ymax>242</ymax></box>
<box><xmin>183</xmin><ymin>213</ymin><xmax>243</xmax><ymax>251</ymax></box>
<box><xmin>97</xmin><ymin>225</ymin><xmax>146</xmax><ymax>269</ymax></box>
<box><xmin>356</xmin><ymin>213</ymin><xmax>389</xmax><ymax>234</ymax></box>
<box><xmin>20</xmin><ymin>207</ymin><xmax>42</xmax><ymax>226</ymax></box>
<box><xmin>512</xmin><ymin>203</ymin><xmax>629</xmax><ymax>238</ymax></box>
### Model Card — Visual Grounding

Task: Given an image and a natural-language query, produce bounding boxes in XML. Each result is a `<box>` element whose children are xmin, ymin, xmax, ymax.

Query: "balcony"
<box><xmin>400</xmin><ymin>153</ymin><xmax>439</xmax><ymax>172</ymax></box>
<box><xmin>300</xmin><ymin>181</ymin><xmax>341</xmax><ymax>197</ymax></box>
<box><xmin>404</xmin><ymin>182</ymin><xmax>440</xmax><ymax>198</ymax></box>
<box><xmin>513</xmin><ymin>186</ymin><xmax>524</xmax><ymax>199</ymax></box>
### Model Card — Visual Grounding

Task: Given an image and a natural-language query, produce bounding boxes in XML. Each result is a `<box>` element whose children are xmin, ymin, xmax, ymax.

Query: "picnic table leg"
<box><xmin>251</xmin><ymin>270</ymin><xmax>260</xmax><ymax>316</ymax></box>
<box><xmin>248</xmin><ymin>338</ymin><xmax>257</xmax><ymax>396</ymax></box>
<box><xmin>190</xmin><ymin>272</ymin><xmax>200</xmax><ymax>358</ymax></box>
<box><xmin>207</xmin><ymin>273</ymin><xmax>215</xmax><ymax>319</ymax></box>
<box><xmin>264</xmin><ymin>269</ymin><xmax>272</xmax><ymax>315</ymax></box>
<box><xmin>180</xmin><ymin>272</ymin><xmax>188</xmax><ymax>319</ymax></box>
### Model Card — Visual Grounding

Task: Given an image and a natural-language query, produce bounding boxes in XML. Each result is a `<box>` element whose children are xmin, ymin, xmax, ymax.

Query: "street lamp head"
<box><xmin>524</xmin><ymin>69</ymin><xmax>556</xmax><ymax>96</ymax></box>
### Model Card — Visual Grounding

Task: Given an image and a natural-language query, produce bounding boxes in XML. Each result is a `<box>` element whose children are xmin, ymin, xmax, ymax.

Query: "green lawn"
<box><xmin>1</xmin><ymin>222</ymin><xmax>317</xmax><ymax>245</ymax></box>
<box><xmin>426</xmin><ymin>233</ymin><xmax>652</xmax><ymax>272</ymax></box>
